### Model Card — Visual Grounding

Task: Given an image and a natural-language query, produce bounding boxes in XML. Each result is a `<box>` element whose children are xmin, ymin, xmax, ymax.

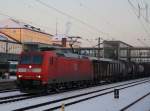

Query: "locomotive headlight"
<box><xmin>18</xmin><ymin>74</ymin><xmax>23</xmax><ymax>78</ymax></box>
<box><xmin>36</xmin><ymin>75</ymin><xmax>41</xmax><ymax>78</ymax></box>
<box><xmin>18</xmin><ymin>68</ymin><xmax>27</xmax><ymax>72</ymax></box>
<box><xmin>32</xmin><ymin>68</ymin><xmax>41</xmax><ymax>73</ymax></box>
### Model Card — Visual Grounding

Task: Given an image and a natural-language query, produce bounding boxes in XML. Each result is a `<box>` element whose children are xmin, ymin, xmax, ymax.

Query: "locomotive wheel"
<box><xmin>44</xmin><ymin>85</ymin><xmax>52</xmax><ymax>94</ymax></box>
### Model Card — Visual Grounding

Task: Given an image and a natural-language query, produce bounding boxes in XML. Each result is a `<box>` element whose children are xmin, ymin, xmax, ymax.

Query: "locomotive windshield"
<box><xmin>20</xmin><ymin>54</ymin><xmax>43</xmax><ymax>64</ymax></box>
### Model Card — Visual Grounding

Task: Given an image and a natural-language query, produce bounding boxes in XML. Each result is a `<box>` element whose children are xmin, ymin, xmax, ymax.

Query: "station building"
<box><xmin>0</xmin><ymin>33</ymin><xmax>22</xmax><ymax>54</ymax></box>
<box><xmin>0</xmin><ymin>19</ymin><xmax>75</xmax><ymax>55</ymax></box>
<box><xmin>0</xmin><ymin>18</ymin><xmax>53</xmax><ymax>44</ymax></box>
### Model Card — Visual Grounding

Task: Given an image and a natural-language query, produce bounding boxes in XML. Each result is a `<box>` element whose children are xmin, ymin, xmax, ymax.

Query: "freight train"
<box><xmin>16</xmin><ymin>49</ymin><xmax>147</xmax><ymax>93</ymax></box>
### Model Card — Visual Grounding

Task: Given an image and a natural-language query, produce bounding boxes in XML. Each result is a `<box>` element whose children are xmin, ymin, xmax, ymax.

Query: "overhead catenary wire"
<box><xmin>0</xmin><ymin>6</ymin><xmax>108</xmax><ymax>47</ymax></box>
<box><xmin>0</xmin><ymin>0</ymin><xmax>117</xmax><ymax>41</ymax></box>
<box><xmin>136</xmin><ymin>0</ymin><xmax>150</xmax><ymax>22</ymax></box>
<box><xmin>72</xmin><ymin>0</ymin><xmax>125</xmax><ymax>40</ymax></box>
<box><xmin>81</xmin><ymin>38</ymin><xmax>97</xmax><ymax>48</ymax></box>
<box><xmin>15</xmin><ymin>0</ymin><xmax>99</xmax><ymax>37</ymax></box>
<box><xmin>0</xmin><ymin>11</ymin><xmax>57</xmax><ymax>35</ymax></box>
<box><xmin>34</xmin><ymin>0</ymin><xmax>113</xmax><ymax>37</ymax></box>
<box><xmin>22</xmin><ymin>0</ymin><xmax>99</xmax><ymax>38</ymax></box>
<box><xmin>73</xmin><ymin>0</ymin><xmax>118</xmax><ymax>27</ymax></box>
<box><xmin>130</xmin><ymin>0</ymin><xmax>150</xmax><ymax>24</ymax></box>
<box><xmin>137</xmin><ymin>38</ymin><xmax>149</xmax><ymax>47</ymax></box>
<box><xmin>128</xmin><ymin>0</ymin><xmax>150</xmax><ymax>38</ymax></box>
<box><xmin>129</xmin><ymin>0</ymin><xmax>150</xmax><ymax>34</ymax></box>
<box><xmin>81</xmin><ymin>38</ymin><xmax>104</xmax><ymax>48</ymax></box>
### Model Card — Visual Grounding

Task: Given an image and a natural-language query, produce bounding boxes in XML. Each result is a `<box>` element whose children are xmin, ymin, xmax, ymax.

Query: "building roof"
<box><xmin>0</xmin><ymin>18</ymin><xmax>53</xmax><ymax>36</ymax></box>
<box><xmin>0</xmin><ymin>32</ymin><xmax>19</xmax><ymax>43</ymax></box>
<box><xmin>103</xmin><ymin>40</ymin><xmax>133</xmax><ymax>48</ymax></box>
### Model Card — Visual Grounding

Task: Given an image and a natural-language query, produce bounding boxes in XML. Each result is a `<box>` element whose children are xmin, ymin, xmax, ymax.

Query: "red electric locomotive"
<box><xmin>16</xmin><ymin>50</ymin><xmax>93</xmax><ymax>92</ymax></box>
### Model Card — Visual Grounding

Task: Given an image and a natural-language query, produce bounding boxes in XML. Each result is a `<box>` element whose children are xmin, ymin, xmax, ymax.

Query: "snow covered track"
<box><xmin>43</xmin><ymin>79</ymin><xmax>150</xmax><ymax>111</ymax></box>
<box><xmin>12</xmin><ymin>78</ymin><xmax>150</xmax><ymax>111</ymax></box>
<box><xmin>0</xmin><ymin>80</ymin><xmax>17</xmax><ymax>90</ymax></box>
<box><xmin>120</xmin><ymin>92</ymin><xmax>150</xmax><ymax>111</ymax></box>
<box><xmin>0</xmin><ymin>89</ymin><xmax>19</xmax><ymax>93</ymax></box>
<box><xmin>0</xmin><ymin>93</ymin><xmax>35</xmax><ymax>104</ymax></box>
<box><xmin>0</xmin><ymin>93</ymin><xmax>30</xmax><ymax>101</ymax></box>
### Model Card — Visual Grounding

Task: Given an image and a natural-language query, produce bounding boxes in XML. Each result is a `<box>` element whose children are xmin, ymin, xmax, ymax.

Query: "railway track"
<box><xmin>12</xmin><ymin>78</ymin><xmax>150</xmax><ymax>111</ymax></box>
<box><xmin>0</xmin><ymin>78</ymin><xmax>147</xmax><ymax>104</ymax></box>
<box><xmin>0</xmin><ymin>80</ymin><xmax>17</xmax><ymax>91</ymax></box>
<box><xmin>0</xmin><ymin>93</ymin><xmax>33</xmax><ymax>101</ymax></box>
<box><xmin>0</xmin><ymin>78</ymin><xmax>147</xmax><ymax>105</ymax></box>
<box><xmin>0</xmin><ymin>93</ymin><xmax>43</xmax><ymax>104</ymax></box>
<box><xmin>0</xmin><ymin>88</ymin><xmax>19</xmax><ymax>93</ymax></box>
<box><xmin>120</xmin><ymin>92</ymin><xmax>150</xmax><ymax>111</ymax></box>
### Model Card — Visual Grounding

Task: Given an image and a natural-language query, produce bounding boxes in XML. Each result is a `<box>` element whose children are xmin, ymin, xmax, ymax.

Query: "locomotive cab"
<box><xmin>16</xmin><ymin>51</ymin><xmax>54</xmax><ymax>92</ymax></box>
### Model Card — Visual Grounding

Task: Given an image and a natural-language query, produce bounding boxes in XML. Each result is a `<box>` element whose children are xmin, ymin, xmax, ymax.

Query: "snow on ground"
<box><xmin>55</xmin><ymin>81</ymin><xmax>150</xmax><ymax>111</ymax></box>
<box><xmin>0</xmin><ymin>77</ymin><xmax>150</xmax><ymax>111</ymax></box>
<box><xmin>0</xmin><ymin>91</ymin><xmax>22</xmax><ymax>98</ymax></box>
<box><xmin>126</xmin><ymin>94</ymin><xmax>150</xmax><ymax>111</ymax></box>
<box><xmin>0</xmin><ymin>78</ymin><xmax>149</xmax><ymax>111</ymax></box>
<box><xmin>9</xmin><ymin>76</ymin><xmax>17</xmax><ymax>80</ymax></box>
<box><xmin>0</xmin><ymin>78</ymin><xmax>139</xmax><ymax>111</ymax></box>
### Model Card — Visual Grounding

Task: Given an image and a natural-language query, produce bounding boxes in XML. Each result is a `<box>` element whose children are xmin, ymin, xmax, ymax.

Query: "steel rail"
<box><xmin>13</xmin><ymin>78</ymin><xmax>150</xmax><ymax>111</ymax></box>
<box><xmin>43</xmin><ymin>80</ymin><xmax>150</xmax><ymax>111</ymax></box>
<box><xmin>120</xmin><ymin>92</ymin><xmax>150</xmax><ymax>111</ymax></box>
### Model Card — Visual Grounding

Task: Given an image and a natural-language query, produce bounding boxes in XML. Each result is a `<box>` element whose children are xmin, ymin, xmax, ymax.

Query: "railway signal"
<box><xmin>114</xmin><ymin>89</ymin><xmax>119</xmax><ymax>99</ymax></box>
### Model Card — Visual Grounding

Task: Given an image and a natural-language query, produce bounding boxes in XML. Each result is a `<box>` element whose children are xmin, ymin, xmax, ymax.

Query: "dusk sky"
<box><xmin>0</xmin><ymin>0</ymin><xmax>150</xmax><ymax>47</ymax></box>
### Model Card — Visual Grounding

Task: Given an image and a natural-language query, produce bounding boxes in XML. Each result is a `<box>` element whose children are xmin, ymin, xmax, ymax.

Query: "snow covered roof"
<box><xmin>0</xmin><ymin>19</ymin><xmax>50</xmax><ymax>34</ymax></box>
<box><xmin>52</xmin><ymin>34</ymin><xmax>67</xmax><ymax>41</ymax></box>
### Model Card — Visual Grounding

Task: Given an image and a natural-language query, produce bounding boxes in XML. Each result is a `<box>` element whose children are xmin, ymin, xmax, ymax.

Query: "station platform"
<box><xmin>0</xmin><ymin>76</ymin><xmax>17</xmax><ymax>90</ymax></box>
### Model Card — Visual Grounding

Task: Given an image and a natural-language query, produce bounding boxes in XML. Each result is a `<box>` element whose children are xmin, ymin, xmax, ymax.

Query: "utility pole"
<box><xmin>98</xmin><ymin>37</ymin><xmax>101</xmax><ymax>60</ymax></box>
<box><xmin>145</xmin><ymin>3</ymin><xmax>149</xmax><ymax>22</ymax></box>
<box><xmin>138</xmin><ymin>3</ymin><xmax>141</xmax><ymax>18</ymax></box>
<box><xmin>6</xmin><ymin>38</ymin><xmax>8</xmax><ymax>54</ymax></box>
<box><xmin>68</xmin><ymin>36</ymin><xmax>81</xmax><ymax>53</ymax></box>
<box><xmin>56</xmin><ymin>18</ymin><xmax>58</xmax><ymax>36</ymax></box>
